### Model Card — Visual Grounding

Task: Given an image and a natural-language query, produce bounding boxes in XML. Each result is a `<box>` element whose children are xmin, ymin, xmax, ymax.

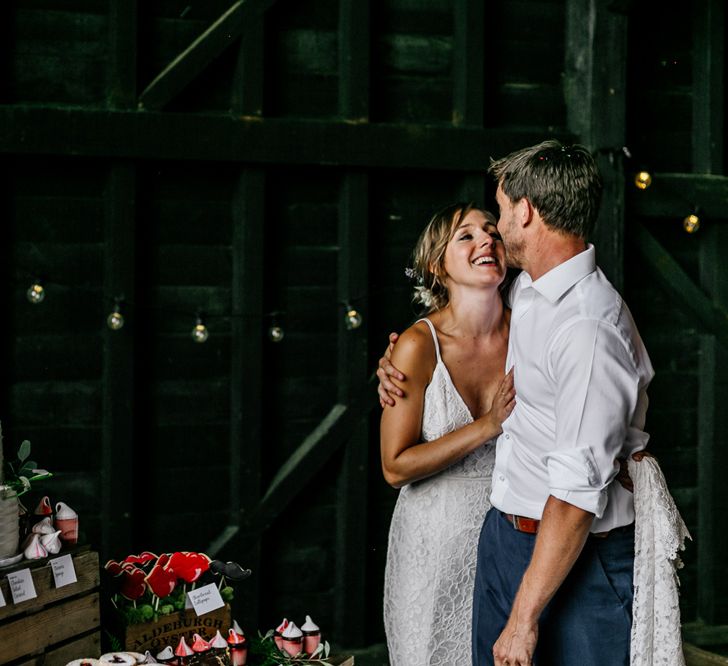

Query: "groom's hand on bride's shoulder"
<box><xmin>377</xmin><ymin>332</ymin><xmax>405</xmax><ymax>407</ymax></box>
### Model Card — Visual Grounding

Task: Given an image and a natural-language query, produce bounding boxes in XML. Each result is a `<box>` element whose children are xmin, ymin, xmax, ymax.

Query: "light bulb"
<box><xmin>107</xmin><ymin>310</ymin><xmax>125</xmax><ymax>331</ymax></box>
<box><xmin>634</xmin><ymin>171</ymin><xmax>652</xmax><ymax>190</ymax></box>
<box><xmin>345</xmin><ymin>308</ymin><xmax>363</xmax><ymax>330</ymax></box>
<box><xmin>191</xmin><ymin>319</ymin><xmax>209</xmax><ymax>343</ymax></box>
<box><xmin>26</xmin><ymin>283</ymin><xmax>45</xmax><ymax>304</ymax></box>
<box><xmin>683</xmin><ymin>213</ymin><xmax>700</xmax><ymax>234</ymax></box>
<box><xmin>268</xmin><ymin>325</ymin><xmax>284</xmax><ymax>343</ymax></box>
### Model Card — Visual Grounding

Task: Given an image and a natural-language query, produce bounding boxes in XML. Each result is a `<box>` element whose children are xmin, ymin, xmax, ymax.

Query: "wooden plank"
<box><xmin>632</xmin><ymin>223</ymin><xmax>728</xmax><ymax>352</ymax></box>
<box><xmin>230</xmin><ymin>8</ymin><xmax>263</xmax><ymax>114</ymax></box>
<box><xmin>628</xmin><ymin>173</ymin><xmax>728</xmax><ymax>219</ymax></box>
<box><xmin>139</xmin><ymin>0</ymin><xmax>279</xmax><ymax>110</ymax></box>
<box><xmin>0</xmin><ymin>550</ymin><xmax>100</xmax><ymax>623</ymax></box>
<box><xmin>692</xmin><ymin>0</ymin><xmax>724</xmax><ymax>174</ymax></box>
<box><xmin>0</xmin><ymin>593</ymin><xmax>100</xmax><ymax>663</ymax></box>
<box><xmin>14</xmin><ymin>631</ymin><xmax>101</xmax><ymax>666</ymax></box>
<box><xmin>694</xmin><ymin>0</ymin><xmax>728</xmax><ymax>626</ymax></box>
<box><xmin>335</xmin><ymin>170</ymin><xmax>370</xmax><ymax>645</ymax></box>
<box><xmin>564</xmin><ymin>0</ymin><xmax>627</xmax><ymax>292</ymax></box>
<box><xmin>225</xmin><ymin>169</ymin><xmax>265</xmax><ymax>627</ymax></box>
<box><xmin>0</xmin><ymin>105</ymin><xmax>573</xmax><ymax>171</ymax></box>
<box><xmin>338</xmin><ymin>0</ymin><xmax>369</xmax><ymax>120</ymax></box>
<box><xmin>107</xmin><ymin>0</ymin><xmax>137</xmax><ymax>108</ymax></box>
<box><xmin>684</xmin><ymin>643</ymin><xmax>728</xmax><ymax>666</ymax></box>
<box><xmin>453</xmin><ymin>0</ymin><xmax>484</xmax><ymax>127</ymax></box>
<box><xmin>101</xmin><ymin>164</ymin><xmax>135</xmax><ymax>558</ymax></box>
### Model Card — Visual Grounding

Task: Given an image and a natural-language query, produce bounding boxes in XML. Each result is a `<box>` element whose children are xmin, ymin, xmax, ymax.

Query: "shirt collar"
<box><xmin>527</xmin><ymin>244</ymin><xmax>596</xmax><ymax>303</ymax></box>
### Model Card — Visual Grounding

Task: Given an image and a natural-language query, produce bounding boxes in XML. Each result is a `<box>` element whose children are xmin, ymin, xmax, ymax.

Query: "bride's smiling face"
<box><xmin>441</xmin><ymin>210</ymin><xmax>506</xmax><ymax>290</ymax></box>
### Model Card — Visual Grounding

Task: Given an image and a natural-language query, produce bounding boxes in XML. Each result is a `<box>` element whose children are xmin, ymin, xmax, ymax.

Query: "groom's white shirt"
<box><xmin>490</xmin><ymin>245</ymin><xmax>654</xmax><ymax>532</ymax></box>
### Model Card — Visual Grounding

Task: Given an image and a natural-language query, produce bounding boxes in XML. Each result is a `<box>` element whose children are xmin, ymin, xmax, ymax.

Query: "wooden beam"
<box><xmin>227</xmin><ymin>168</ymin><xmax>265</xmax><ymax>626</ymax></box>
<box><xmin>692</xmin><ymin>0</ymin><xmax>724</xmax><ymax>175</ymax></box>
<box><xmin>101</xmin><ymin>164</ymin><xmax>135</xmax><ymax>558</ymax></box>
<box><xmin>454</xmin><ymin>0</ymin><xmax>486</xmax><ymax>203</ymax></box>
<box><xmin>230</xmin><ymin>8</ymin><xmax>264</xmax><ymax>115</ymax></box>
<box><xmin>336</xmin><ymin>0</ymin><xmax>370</xmax><ymax>645</ymax></box>
<box><xmin>632</xmin><ymin>223</ymin><xmax>728</xmax><ymax>351</ymax></box>
<box><xmin>628</xmin><ymin>173</ymin><xmax>728</xmax><ymax>220</ymax></box>
<box><xmin>453</xmin><ymin>0</ymin><xmax>484</xmax><ymax>128</ymax></box>
<box><xmin>335</xmin><ymin>172</ymin><xmax>370</xmax><ymax>645</ymax></box>
<box><xmin>139</xmin><ymin>0</ymin><xmax>279</xmax><ymax>110</ymax></box>
<box><xmin>107</xmin><ymin>0</ymin><xmax>137</xmax><ymax>108</ymax></box>
<box><xmin>564</xmin><ymin>0</ymin><xmax>628</xmax><ymax>292</ymax></box>
<box><xmin>338</xmin><ymin>0</ymin><xmax>369</xmax><ymax>120</ymax></box>
<box><xmin>0</xmin><ymin>106</ymin><xmax>572</xmax><ymax>170</ymax></box>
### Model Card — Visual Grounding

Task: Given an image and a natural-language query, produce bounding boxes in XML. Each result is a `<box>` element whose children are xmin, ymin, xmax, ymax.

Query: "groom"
<box><xmin>377</xmin><ymin>140</ymin><xmax>653</xmax><ymax>665</ymax></box>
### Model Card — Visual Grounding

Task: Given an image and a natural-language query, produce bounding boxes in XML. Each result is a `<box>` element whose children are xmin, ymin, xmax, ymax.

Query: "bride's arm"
<box><xmin>380</xmin><ymin>326</ymin><xmax>514</xmax><ymax>488</ymax></box>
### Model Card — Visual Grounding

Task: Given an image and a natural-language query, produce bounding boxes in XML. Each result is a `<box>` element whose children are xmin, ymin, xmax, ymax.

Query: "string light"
<box><xmin>344</xmin><ymin>304</ymin><xmax>363</xmax><ymax>330</ymax></box>
<box><xmin>191</xmin><ymin>316</ymin><xmax>209</xmax><ymax>343</ymax></box>
<box><xmin>683</xmin><ymin>213</ymin><xmax>700</xmax><ymax>234</ymax></box>
<box><xmin>268</xmin><ymin>312</ymin><xmax>284</xmax><ymax>342</ymax></box>
<box><xmin>106</xmin><ymin>299</ymin><xmax>125</xmax><ymax>331</ymax></box>
<box><xmin>634</xmin><ymin>171</ymin><xmax>652</xmax><ymax>190</ymax></box>
<box><xmin>26</xmin><ymin>282</ymin><xmax>45</xmax><ymax>304</ymax></box>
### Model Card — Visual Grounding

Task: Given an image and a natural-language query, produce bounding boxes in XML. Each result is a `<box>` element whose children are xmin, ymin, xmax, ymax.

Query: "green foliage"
<box><xmin>2</xmin><ymin>440</ymin><xmax>52</xmax><ymax>497</ymax></box>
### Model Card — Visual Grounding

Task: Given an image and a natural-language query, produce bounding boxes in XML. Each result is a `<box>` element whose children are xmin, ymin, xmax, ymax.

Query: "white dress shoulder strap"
<box><xmin>416</xmin><ymin>317</ymin><xmax>442</xmax><ymax>364</ymax></box>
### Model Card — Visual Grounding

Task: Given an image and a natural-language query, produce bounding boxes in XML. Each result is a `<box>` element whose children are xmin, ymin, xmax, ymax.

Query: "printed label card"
<box><xmin>51</xmin><ymin>554</ymin><xmax>78</xmax><ymax>588</ymax></box>
<box><xmin>0</xmin><ymin>586</ymin><xmax>6</xmax><ymax>607</ymax></box>
<box><xmin>7</xmin><ymin>569</ymin><xmax>37</xmax><ymax>604</ymax></box>
<box><xmin>187</xmin><ymin>582</ymin><xmax>225</xmax><ymax>617</ymax></box>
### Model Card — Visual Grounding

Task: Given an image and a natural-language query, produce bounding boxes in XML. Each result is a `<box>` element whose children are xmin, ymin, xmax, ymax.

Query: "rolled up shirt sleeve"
<box><xmin>544</xmin><ymin>318</ymin><xmax>641</xmax><ymax>517</ymax></box>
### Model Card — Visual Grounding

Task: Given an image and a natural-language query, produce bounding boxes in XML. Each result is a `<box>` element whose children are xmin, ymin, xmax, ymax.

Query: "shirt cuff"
<box><xmin>545</xmin><ymin>446</ymin><xmax>608</xmax><ymax>517</ymax></box>
<box><xmin>550</xmin><ymin>487</ymin><xmax>607</xmax><ymax>517</ymax></box>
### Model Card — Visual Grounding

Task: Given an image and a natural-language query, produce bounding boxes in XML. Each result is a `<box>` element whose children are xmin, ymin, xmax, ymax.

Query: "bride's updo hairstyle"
<box><xmin>409</xmin><ymin>202</ymin><xmax>496</xmax><ymax>313</ymax></box>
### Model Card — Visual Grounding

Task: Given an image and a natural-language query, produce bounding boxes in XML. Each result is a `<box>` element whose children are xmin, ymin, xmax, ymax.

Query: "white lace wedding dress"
<box><xmin>383</xmin><ymin>318</ymin><xmax>496</xmax><ymax>666</ymax></box>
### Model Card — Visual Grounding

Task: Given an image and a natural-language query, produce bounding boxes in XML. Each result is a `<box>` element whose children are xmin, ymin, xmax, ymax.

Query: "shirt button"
<box><xmin>499</xmin><ymin>474</ymin><xmax>505</xmax><ymax>482</ymax></box>
<box><xmin>505</xmin><ymin>434</ymin><xmax>510</xmax><ymax>440</ymax></box>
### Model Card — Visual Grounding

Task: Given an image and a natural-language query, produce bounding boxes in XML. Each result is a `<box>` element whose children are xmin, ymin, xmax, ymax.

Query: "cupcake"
<box><xmin>273</xmin><ymin>618</ymin><xmax>288</xmax><ymax>650</ymax></box>
<box><xmin>174</xmin><ymin>637</ymin><xmax>194</xmax><ymax>665</ymax></box>
<box><xmin>301</xmin><ymin>615</ymin><xmax>321</xmax><ymax>655</ymax></box>
<box><xmin>155</xmin><ymin>647</ymin><xmax>175</xmax><ymax>664</ymax></box>
<box><xmin>281</xmin><ymin>622</ymin><xmax>303</xmax><ymax>657</ymax></box>
<box><xmin>65</xmin><ymin>661</ymin><xmax>100</xmax><ymax>666</ymax></box>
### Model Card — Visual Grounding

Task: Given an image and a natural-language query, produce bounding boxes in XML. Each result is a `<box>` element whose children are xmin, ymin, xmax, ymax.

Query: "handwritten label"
<box><xmin>0</xmin><ymin>586</ymin><xmax>6</xmax><ymax>607</ymax></box>
<box><xmin>7</xmin><ymin>569</ymin><xmax>37</xmax><ymax>604</ymax></box>
<box><xmin>51</xmin><ymin>554</ymin><xmax>78</xmax><ymax>588</ymax></box>
<box><xmin>187</xmin><ymin>583</ymin><xmax>225</xmax><ymax>617</ymax></box>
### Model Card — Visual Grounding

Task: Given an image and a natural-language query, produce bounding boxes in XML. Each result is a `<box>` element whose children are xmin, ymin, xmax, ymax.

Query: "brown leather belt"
<box><xmin>503</xmin><ymin>513</ymin><xmax>540</xmax><ymax>534</ymax></box>
<box><xmin>502</xmin><ymin>512</ymin><xmax>628</xmax><ymax>538</ymax></box>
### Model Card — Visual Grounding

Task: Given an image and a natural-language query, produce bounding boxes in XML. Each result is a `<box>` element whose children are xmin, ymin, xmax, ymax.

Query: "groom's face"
<box><xmin>495</xmin><ymin>184</ymin><xmax>525</xmax><ymax>269</ymax></box>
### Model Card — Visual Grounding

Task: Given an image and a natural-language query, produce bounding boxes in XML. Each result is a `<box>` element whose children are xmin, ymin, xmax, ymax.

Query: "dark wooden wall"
<box><xmin>2</xmin><ymin>0</ymin><xmax>727</xmax><ymax>651</ymax></box>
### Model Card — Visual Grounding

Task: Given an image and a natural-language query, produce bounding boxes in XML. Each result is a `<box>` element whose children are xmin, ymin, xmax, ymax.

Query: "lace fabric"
<box><xmin>629</xmin><ymin>456</ymin><xmax>691</xmax><ymax>666</ymax></box>
<box><xmin>383</xmin><ymin>319</ymin><xmax>495</xmax><ymax>665</ymax></box>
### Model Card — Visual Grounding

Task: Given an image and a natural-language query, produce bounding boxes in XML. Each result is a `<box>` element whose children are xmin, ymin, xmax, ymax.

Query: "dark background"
<box><xmin>1</xmin><ymin>0</ymin><xmax>727</xmax><ymax>656</ymax></box>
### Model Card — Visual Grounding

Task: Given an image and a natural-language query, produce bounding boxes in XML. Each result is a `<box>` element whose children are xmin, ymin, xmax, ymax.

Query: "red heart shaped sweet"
<box><xmin>145</xmin><ymin>561</ymin><xmax>177</xmax><ymax>599</ymax></box>
<box><xmin>104</xmin><ymin>560</ymin><xmax>124</xmax><ymax>576</ymax></box>
<box><xmin>120</xmin><ymin>567</ymin><xmax>147</xmax><ymax>601</ymax></box>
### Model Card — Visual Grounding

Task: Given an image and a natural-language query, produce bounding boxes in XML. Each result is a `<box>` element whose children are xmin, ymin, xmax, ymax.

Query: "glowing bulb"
<box><xmin>191</xmin><ymin>319</ymin><xmax>209</xmax><ymax>343</ymax></box>
<box><xmin>268</xmin><ymin>325</ymin><xmax>284</xmax><ymax>342</ymax></box>
<box><xmin>634</xmin><ymin>171</ymin><xmax>652</xmax><ymax>190</ymax></box>
<box><xmin>26</xmin><ymin>283</ymin><xmax>45</xmax><ymax>304</ymax></box>
<box><xmin>683</xmin><ymin>213</ymin><xmax>700</xmax><ymax>234</ymax></box>
<box><xmin>345</xmin><ymin>308</ymin><xmax>363</xmax><ymax>330</ymax></box>
<box><xmin>107</xmin><ymin>310</ymin><xmax>125</xmax><ymax>330</ymax></box>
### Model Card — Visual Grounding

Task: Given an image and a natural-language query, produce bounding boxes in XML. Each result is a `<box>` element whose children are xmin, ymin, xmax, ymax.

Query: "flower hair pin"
<box><xmin>404</xmin><ymin>267</ymin><xmax>423</xmax><ymax>285</ymax></box>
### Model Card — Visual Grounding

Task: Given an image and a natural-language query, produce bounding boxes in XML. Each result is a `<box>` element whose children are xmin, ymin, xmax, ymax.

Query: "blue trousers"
<box><xmin>472</xmin><ymin>508</ymin><xmax>634</xmax><ymax>666</ymax></box>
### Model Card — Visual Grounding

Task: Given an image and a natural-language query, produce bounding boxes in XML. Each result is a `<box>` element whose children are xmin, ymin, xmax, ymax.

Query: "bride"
<box><xmin>379</xmin><ymin>202</ymin><xmax>514</xmax><ymax>666</ymax></box>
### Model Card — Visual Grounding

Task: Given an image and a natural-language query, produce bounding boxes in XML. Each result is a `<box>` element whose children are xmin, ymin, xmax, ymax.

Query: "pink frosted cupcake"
<box><xmin>227</xmin><ymin>628</ymin><xmax>247</xmax><ymax>665</ymax></box>
<box><xmin>301</xmin><ymin>615</ymin><xmax>321</xmax><ymax>655</ymax></box>
<box><xmin>273</xmin><ymin>618</ymin><xmax>288</xmax><ymax>650</ymax></box>
<box><xmin>281</xmin><ymin>622</ymin><xmax>303</xmax><ymax>657</ymax></box>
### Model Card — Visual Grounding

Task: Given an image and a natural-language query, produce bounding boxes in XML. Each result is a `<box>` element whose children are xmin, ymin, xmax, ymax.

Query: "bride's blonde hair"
<box><xmin>409</xmin><ymin>202</ymin><xmax>496</xmax><ymax>313</ymax></box>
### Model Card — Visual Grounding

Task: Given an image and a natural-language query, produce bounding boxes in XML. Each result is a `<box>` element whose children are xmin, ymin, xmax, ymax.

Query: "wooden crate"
<box><xmin>0</xmin><ymin>547</ymin><xmax>100</xmax><ymax>665</ymax></box>
<box><xmin>108</xmin><ymin>604</ymin><xmax>232</xmax><ymax>655</ymax></box>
